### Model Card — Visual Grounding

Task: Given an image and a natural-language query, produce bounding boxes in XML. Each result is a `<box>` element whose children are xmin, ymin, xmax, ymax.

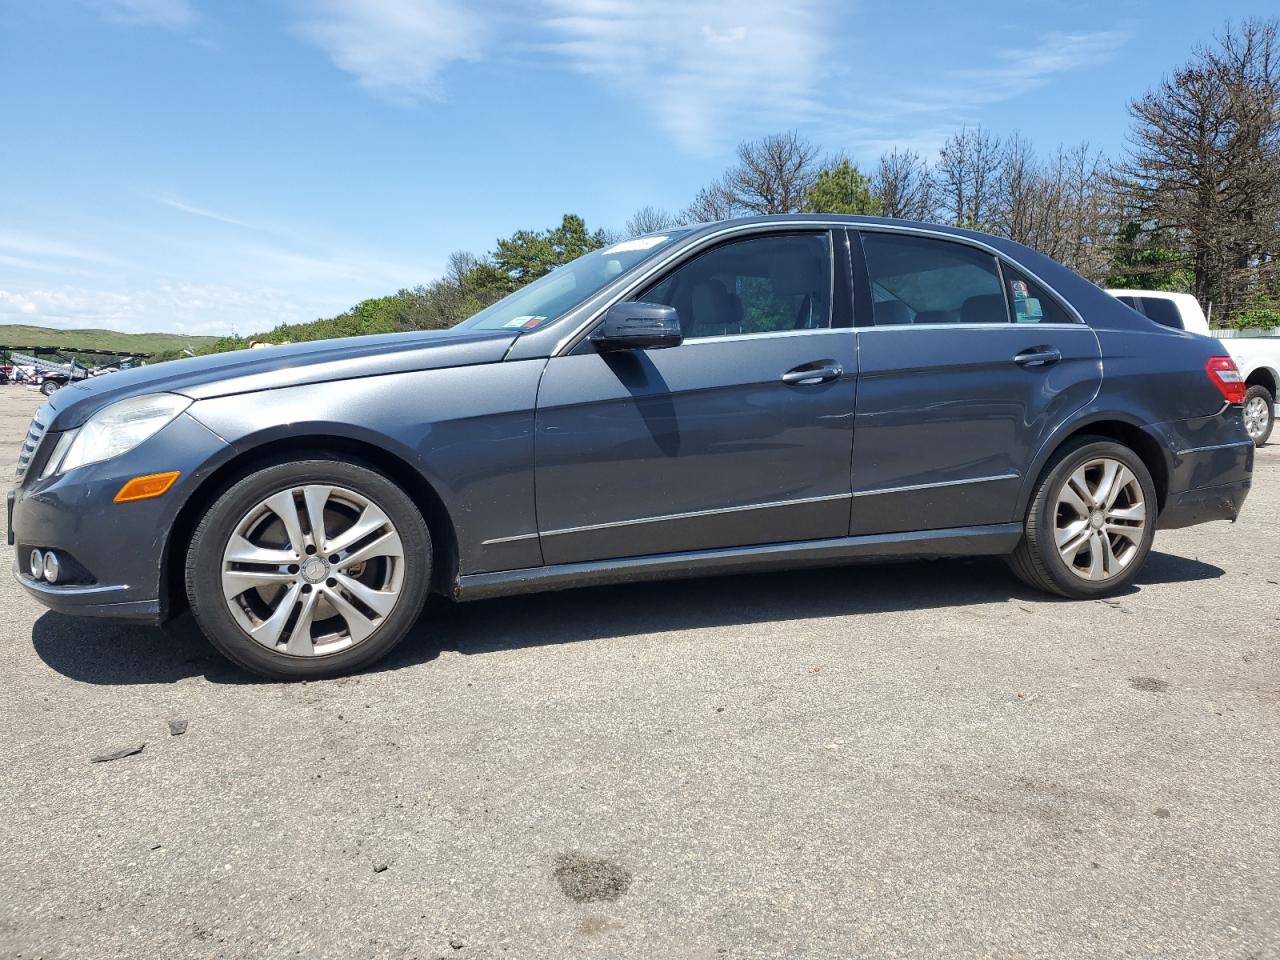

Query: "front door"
<box><xmin>534</xmin><ymin>231</ymin><xmax>857</xmax><ymax>565</ymax></box>
<box><xmin>849</xmin><ymin>229</ymin><xmax>1102</xmax><ymax>535</ymax></box>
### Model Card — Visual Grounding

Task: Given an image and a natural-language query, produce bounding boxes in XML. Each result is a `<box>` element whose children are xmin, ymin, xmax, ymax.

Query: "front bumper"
<box><xmin>8</xmin><ymin>411</ymin><xmax>228</xmax><ymax>624</ymax></box>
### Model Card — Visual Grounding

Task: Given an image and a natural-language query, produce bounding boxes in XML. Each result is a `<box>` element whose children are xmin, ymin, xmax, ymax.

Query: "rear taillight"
<box><xmin>1206</xmin><ymin>356</ymin><xmax>1246</xmax><ymax>404</ymax></box>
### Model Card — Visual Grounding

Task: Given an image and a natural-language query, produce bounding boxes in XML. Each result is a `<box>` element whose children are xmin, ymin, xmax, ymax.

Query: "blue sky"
<box><xmin>0</xmin><ymin>0</ymin><xmax>1274</xmax><ymax>338</ymax></box>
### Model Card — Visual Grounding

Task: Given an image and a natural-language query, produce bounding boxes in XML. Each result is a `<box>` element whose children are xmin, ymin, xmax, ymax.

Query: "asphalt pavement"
<box><xmin>1</xmin><ymin>385</ymin><xmax>1277</xmax><ymax>959</ymax></box>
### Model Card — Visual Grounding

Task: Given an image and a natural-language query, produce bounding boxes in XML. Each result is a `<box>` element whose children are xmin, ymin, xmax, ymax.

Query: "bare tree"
<box><xmin>1118</xmin><ymin>18</ymin><xmax>1280</xmax><ymax>310</ymax></box>
<box><xmin>624</xmin><ymin>205</ymin><xmax>677</xmax><ymax>237</ymax></box>
<box><xmin>721</xmin><ymin>131</ymin><xmax>822</xmax><ymax>215</ymax></box>
<box><xmin>872</xmin><ymin>148</ymin><xmax>934</xmax><ymax>220</ymax></box>
<box><xmin>934</xmin><ymin>127</ymin><xmax>1004</xmax><ymax>229</ymax></box>
<box><xmin>678</xmin><ymin>181</ymin><xmax>741</xmax><ymax>224</ymax></box>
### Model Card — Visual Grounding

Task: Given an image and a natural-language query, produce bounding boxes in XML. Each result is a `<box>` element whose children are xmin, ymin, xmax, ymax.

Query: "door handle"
<box><xmin>1013</xmin><ymin>346</ymin><xmax>1061</xmax><ymax>367</ymax></box>
<box><xmin>781</xmin><ymin>362</ymin><xmax>843</xmax><ymax>385</ymax></box>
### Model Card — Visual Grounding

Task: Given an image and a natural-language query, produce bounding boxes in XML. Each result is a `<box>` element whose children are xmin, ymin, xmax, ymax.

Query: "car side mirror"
<box><xmin>591</xmin><ymin>302</ymin><xmax>683</xmax><ymax>351</ymax></box>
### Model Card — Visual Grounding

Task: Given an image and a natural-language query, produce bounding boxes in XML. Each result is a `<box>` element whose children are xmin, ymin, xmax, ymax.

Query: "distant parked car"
<box><xmin>1108</xmin><ymin>289</ymin><xmax>1278</xmax><ymax>446</ymax></box>
<box><xmin>12</xmin><ymin>216</ymin><xmax>1254</xmax><ymax>680</ymax></box>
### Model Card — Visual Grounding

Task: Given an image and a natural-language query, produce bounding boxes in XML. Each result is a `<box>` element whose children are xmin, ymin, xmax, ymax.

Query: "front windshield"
<box><xmin>455</xmin><ymin>232</ymin><xmax>686</xmax><ymax>332</ymax></box>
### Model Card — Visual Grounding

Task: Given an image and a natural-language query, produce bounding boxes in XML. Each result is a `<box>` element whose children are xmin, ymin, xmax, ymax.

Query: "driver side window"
<box><xmin>637</xmin><ymin>233</ymin><xmax>832</xmax><ymax>339</ymax></box>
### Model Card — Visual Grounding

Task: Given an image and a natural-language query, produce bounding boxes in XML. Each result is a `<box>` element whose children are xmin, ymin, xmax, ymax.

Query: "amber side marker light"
<box><xmin>114</xmin><ymin>471</ymin><xmax>181</xmax><ymax>503</ymax></box>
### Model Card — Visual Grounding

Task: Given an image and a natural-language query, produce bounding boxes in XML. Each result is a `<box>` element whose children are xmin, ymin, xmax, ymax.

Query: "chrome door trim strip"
<box><xmin>1175</xmin><ymin>440</ymin><xmax>1254</xmax><ymax>456</ymax></box>
<box><xmin>480</xmin><ymin>532</ymin><xmax>541</xmax><ymax>547</ymax></box>
<box><xmin>851</xmin><ymin>473</ymin><xmax>1019</xmax><ymax>498</ymax></box>
<box><xmin>540</xmin><ymin>492</ymin><xmax>852</xmax><ymax>539</ymax></box>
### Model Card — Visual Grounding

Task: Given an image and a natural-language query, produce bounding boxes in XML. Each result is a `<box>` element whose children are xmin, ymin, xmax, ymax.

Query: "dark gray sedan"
<box><xmin>9</xmin><ymin>216</ymin><xmax>1254</xmax><ymax>679</ymax></box>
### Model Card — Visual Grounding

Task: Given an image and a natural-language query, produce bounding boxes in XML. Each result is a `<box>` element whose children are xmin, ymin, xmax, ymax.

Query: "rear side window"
<box><xmin>1002</xmin><ymin>264</ymin><xmax>1077</xmax><ymax>324</ymax></box>
<box><xmin>1136</xmin><ymin>296</ymin><xmax>1184</xmax><ymax>330</ymax></box>
<box><xmin>861</xmin><ymin>233</ymin><xmax>1006</xmax><ymax>325</ymax></box>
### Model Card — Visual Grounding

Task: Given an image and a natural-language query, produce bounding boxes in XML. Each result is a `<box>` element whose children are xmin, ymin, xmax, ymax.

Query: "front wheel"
<box><xmin>1007</xmin><ymin>438</ymin><xmax>1157</xmax><ymax>599</ymax></box>
<box><xmin>186</xmin><ymin>459</ymin><xmax>431</xmax><ymax>680</ymax></box>
<box><xmin>40</xmin><ymin>379</ymin><xmax>59</xmax><ymax>396</ymax></box>
<box><xmin>1243</xmin><ymin>384</ymin><xmax>1274</xmax><ymax>447</ymax></box>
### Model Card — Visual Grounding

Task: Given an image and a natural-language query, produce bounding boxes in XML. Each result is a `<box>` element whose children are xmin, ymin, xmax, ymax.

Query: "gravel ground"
<box><xmin>1</xmin><ymin>385</ymin><xmax>1277</xmax><ymax>960</ymax></box>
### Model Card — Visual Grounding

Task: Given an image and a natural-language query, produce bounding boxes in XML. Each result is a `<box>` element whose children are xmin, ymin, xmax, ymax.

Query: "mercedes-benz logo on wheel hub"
<box><xmin>301</xmin><ymin>556</ymin><xmax>329</xmax><ymax>584</ymax></box>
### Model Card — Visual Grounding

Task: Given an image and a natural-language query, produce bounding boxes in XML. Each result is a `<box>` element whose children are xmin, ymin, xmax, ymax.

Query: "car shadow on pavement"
<box><xmin>30</xmin><ymin>550</ymin><xmax>1222</xmax><ymax>685</ymax></box>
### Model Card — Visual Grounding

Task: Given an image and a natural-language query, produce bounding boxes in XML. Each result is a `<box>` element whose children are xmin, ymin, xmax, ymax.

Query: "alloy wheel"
<box><xmin>1243</xmin><ymin>395</ymin><xmax>1270</xmax><ymax>441</ymax></box>
<box><xmin>220</xmin><ymin>484</ymin><xmax>406</xmax><ymax>656</ymax></box>
<box><xmin>1053</xmin><ymin>457</ymin><xmax>1147</xmax><ymax>582</ymax></box>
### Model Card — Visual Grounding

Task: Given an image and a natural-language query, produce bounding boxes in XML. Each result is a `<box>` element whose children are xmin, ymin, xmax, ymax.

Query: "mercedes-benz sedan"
<box><xmin>9</xmin><ymin>216</ymin><xmax>1254</xmax><ymax>679</ymax></box>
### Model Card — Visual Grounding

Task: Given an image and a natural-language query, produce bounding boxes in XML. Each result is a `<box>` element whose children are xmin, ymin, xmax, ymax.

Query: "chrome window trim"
<box><xmin>851</xmin><ymin>473</ymin><xmax>1019</xmax><ymax>498</ymax></box>
<box><xmin>857</xmin><ymin>323</ymin><xmax>1085</xmax><ymax>333</ymax></box>
<box><xmin>539</xmin><ymin>492</ymin><xmax>852</xmax><ymax>539</ymax></box>
<box><xmin>551</xmin><ymin>220</ymin><xmax>1084</xmax><ymax>356</ymax></box>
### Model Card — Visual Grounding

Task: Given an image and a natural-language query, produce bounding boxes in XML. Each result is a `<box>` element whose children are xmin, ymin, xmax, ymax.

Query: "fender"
<box><xmin>1013</xmin><ymin>405</ymin><xmax>1170</xmax><ymax>518</ymax></box>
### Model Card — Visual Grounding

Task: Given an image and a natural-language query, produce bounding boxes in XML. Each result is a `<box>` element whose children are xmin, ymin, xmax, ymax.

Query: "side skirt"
<box><xmin>453</xmin><ymin>523</ymin><xmax>1023</xmax><ymax>602</ymax></box>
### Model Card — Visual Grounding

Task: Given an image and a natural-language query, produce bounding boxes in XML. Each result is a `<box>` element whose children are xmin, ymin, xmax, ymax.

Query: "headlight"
<box><xmin>41</xmin><ymin>393</ymin><xmax>191</xmax><ymax>478</ymax></box>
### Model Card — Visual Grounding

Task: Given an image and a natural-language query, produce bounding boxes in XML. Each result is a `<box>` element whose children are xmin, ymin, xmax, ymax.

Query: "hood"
<box><xmin>44</xmin><ymin>327</ymin><xmax>518</xmax><ymax>429</ymax></box>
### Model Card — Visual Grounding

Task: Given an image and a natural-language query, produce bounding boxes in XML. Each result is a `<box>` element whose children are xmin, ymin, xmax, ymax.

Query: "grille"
<box><xmin>15</xmin><ymin>410</ymin><xmax>47</xmax><ymax>484</ymax></box>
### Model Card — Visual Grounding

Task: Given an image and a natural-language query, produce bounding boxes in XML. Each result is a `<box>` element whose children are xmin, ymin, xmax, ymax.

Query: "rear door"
<box><xmin>534</xmin><ymin>230</ymin><xmax>857</xmax><ymax>565</ymax></box>
<box><xmin>849</xmin><ymin>228</ymin><xmax>1102</xmax><ymax>535</ymax></box>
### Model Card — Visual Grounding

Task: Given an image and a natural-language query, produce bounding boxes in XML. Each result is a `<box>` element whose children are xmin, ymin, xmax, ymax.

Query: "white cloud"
<box><xmin>542</xmin><ymin>0</ymin><xmax>831</xmax><ymax>152</ymax></box>
<box><xmin>151</xmin><ymin>193</ymin><xmax>251</xmax><ymax>228</ymax></box>
<box><xmin>85</xmin><ymin>0</ymin><xmax>200</xmax><ymax>31</ymax></box>
<box><xmin>0</xmin><ymin>231</ymin><xmax>132</xmax><ymax>269</ymax></box>
<box><xmin>296</xmin><ymin>0</ymin><xmax>488</xmax><ymax>103</ymax></box>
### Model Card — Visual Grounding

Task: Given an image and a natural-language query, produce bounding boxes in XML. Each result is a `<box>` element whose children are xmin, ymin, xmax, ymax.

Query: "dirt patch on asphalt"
<box><xmin>553</xmin><ymin>853</ymin><xmax>632</xmax><ymax>903</ymax></box>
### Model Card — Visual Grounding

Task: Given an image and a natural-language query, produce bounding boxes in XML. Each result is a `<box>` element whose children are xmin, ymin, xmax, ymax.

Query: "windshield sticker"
<box><xmin>504</xmin><ymin>315</ymin><xmax>546</xmax><ymax>328</ymax></box>
<box><xmin>603</xmin><ymin>236</ymin><xmax>669</xmax><ymax>254</ymax></box>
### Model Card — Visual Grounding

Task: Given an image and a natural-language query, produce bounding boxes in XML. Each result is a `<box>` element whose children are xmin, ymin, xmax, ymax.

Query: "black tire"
<box><xmin>40</xmin><ymin>379</ymin><xmax>59</xmax><ymax>396</ymax></box>
<box><xmin>1007</xmin><ymin>437</ymin><xmax>1158</xmax><ymax>599</ymax></box>
<box><xmin>185</xmin><ymin>458</ymin><xmax>431</xmax><ymax>680</ymax></box>
<box><xmin>1243</xmin><ymin>384</ymin><xmax>1274</xmax><ymax>448</ymax></box>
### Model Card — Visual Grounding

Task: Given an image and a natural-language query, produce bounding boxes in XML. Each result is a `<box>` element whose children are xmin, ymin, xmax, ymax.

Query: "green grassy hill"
<box><xmin>0</xmin><ymin>324</ymin><xmax>217</xmax><ymax>358</ymax></box>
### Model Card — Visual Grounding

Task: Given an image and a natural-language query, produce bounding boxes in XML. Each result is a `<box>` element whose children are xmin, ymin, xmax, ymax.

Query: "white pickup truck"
<box><xmin>1107</xmin><ymin>289</ymin><xmax>1279</xmax><ymax>447</ymax></box>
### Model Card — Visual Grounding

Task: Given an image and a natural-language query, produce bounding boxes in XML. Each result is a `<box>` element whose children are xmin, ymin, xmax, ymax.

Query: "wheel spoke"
<box><xmin>1099</xmin><ymin>532</ymin><xmax>1119</xmax><ymax>576</ymax></box>
<box><xmin>332</xmin><ymin>571</ymin><xmax>398</xmax><ymax>617</ymax></box>
<box><xmin>264</xmin><ymin>490</ymin><xmax>307</xmax><ymax>557</ymax></box>
<box><xmin>322</xmin><ymin>584</ymin><xmax>380</xmax><ymax>643</ymax></box>
<box><xmin>1056</xmin><ymin>517</ymin><xmax>1089</xmax><ymax>548</ymax></box>
<box><xmin>303</xmin><ymin>485</ymin><xmax>333</xmax><ymax>553</ymax></box>
<box><xmin>1061</xmin><ymin>470</ymin><xmax>1092</xmax><ymax>515</ymax></box>
<box><xmin>1059</xmin><ymin>527</ymin><xmax>1092</xmax><ymax>565</ymax></box>
<box><xmin>224</xmin><ymin>534</ymin><xmax>296</xmax><ymax>566</ymax></box>
<box><xmin>1085</xmin><ymin>533</ymin><xmax>1106</xmax><ymax>579</ymax></box>
<box><xmin>327</xmin><ymin>502</ymin><xmax>392</xmax><ymax>555</ymax></box>
<box><xmin>250</xmin><ymin>582</ymin><xmax>302</xmax><ymax>648</ymax></box>
<box><xmin>1094</xmin><ymin>460</ymin><xmax>1118</xmax><ymax>508</ymax></box>
<box><xmin>335</xmin><ymin>529</ymin><xmax>404</xmax><ymax>571</ymax></box>
<box><xmin>284</xmin><ymin>588</ymin><xmax>321</xmax><ymax>656</ymax></box>
<box><xmin>222</xmin><ymin>568</ymin><xmax>294</xmax><ymax>600</ymax></box>
<box><xmin>1105</xmin><ymin>522</ymin><xmax>1143</xmax><ymax>544</ymax></box>
<box><xmin>1103</xmin><ymin>466</ymin><xmax>1134</xmax><ymax>510</ymax></box>
<box><xmin>1106</xmin><ymin>502</ymin><xmax>1146</xmax><ymax>524</ymax></box>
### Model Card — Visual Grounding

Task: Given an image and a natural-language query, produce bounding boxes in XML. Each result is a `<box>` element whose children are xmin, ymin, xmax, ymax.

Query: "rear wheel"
<box><xmin>1008</xmin><ymin>438</ymin><xmax>1157</xmax><ymax>599</ymax></box>
<box><xmin>40</xmin><ymin>379</ymin><xmax>59</xmax><ymax>396</ymax></box>
<box><xmin>1243</xmin><ymin>384</ymin><xmax>1274</xmax><ymax>447</ymax></box>
<box><xmin>186</xmin><ymin>459</ymin><xmax>430</xmax><ymax>680</ymax></box>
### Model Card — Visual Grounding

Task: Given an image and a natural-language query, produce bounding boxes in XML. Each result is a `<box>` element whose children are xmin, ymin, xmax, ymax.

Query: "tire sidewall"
<box><xmin>1030</xmin><ymin>439</ymin><xmax>1158</xmax><ymax>599</ymax></box>
<box><xmin>187</xmin><ymin>459</ymin><xmax>431</xmax><ymax>680</ymax></box>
